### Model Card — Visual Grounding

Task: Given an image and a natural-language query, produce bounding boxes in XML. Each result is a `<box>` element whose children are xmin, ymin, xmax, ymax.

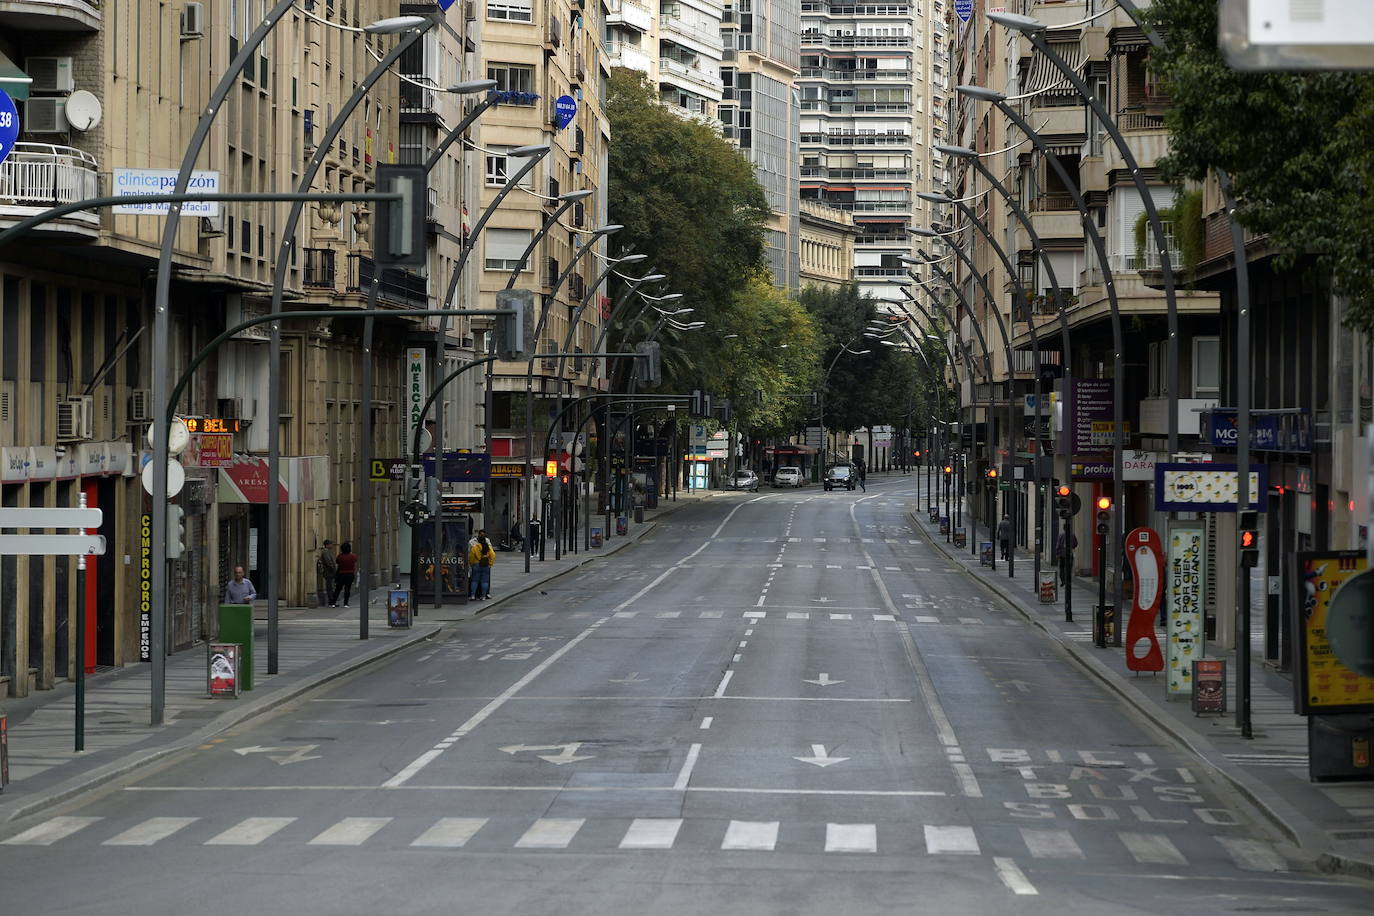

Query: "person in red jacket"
<box><xmin>331</xmin><ymin>541</ymin><xmax>359</xmax><ymax>607</ymax></box>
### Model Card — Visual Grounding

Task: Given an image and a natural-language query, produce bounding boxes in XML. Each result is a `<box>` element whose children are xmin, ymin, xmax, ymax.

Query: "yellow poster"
<box><xmin>1296</xmin><ymin>551</ymin><xmax>1374</xmax><ymax>714</ymax></box>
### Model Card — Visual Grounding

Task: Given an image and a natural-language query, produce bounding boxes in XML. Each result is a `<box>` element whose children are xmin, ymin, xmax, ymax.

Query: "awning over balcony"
<box><xmin>0</xmin><ymin>50</ymin><xmax>31</xmax><ymax>101</ymax></box>
<box><xmin>1024</xmin><ymin>42</ymin><xmax>1082</xmax><ymax>100</ymax></box>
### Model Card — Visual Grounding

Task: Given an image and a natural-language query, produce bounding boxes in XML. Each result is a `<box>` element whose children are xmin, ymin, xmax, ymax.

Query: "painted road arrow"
<box><xmin>803</xmin><ymin>673</ymin><xmax>845</xmax><ymax>687</ymax></box>
<box><xmin>499</xmin><ymin>743</ymin><xmax>595</xmax><ymax>765</ymax></box>
<box><xmin>234</xmin><ymin>744</ymin><xmax>322</xmax><ymax>766</ymax></box>
<box><xmin>608</xmin><ymin>672</ymin><xmax>649</xmax><ymax>684</ymax></box>
<box><xmin>794</xmin><ymin>744</ymin><xmax>850</xmax><ymax>768</ymax></box>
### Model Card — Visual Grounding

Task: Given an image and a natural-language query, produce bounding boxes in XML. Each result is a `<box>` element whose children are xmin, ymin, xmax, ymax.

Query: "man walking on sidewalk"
<box><xmin>316</xmin><ymin>539</ymin><xmax>337</xmax><ymax>608</ymax></box>
<box><xmin>1054</xmin><ymin>528</ymin><xmax>1078</xmax><ymax>587</ymax></box>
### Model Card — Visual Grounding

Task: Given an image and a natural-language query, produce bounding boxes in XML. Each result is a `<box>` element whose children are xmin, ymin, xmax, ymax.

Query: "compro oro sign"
<box><xmin>112</xmin><ymin>169</ymin><xmax>221</xmax><ymax>215</ymax></box>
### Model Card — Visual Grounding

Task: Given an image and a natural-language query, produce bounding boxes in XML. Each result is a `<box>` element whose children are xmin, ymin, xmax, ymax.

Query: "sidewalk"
<box><xmin>0</xmin><ymin>490</ymin><xmax>715</xmax><ymax>826</ymax></box>
<box><xmin>905</xmin><ymin>492</ymin><xmax>1374</xmax><ymax>880</ymax></box>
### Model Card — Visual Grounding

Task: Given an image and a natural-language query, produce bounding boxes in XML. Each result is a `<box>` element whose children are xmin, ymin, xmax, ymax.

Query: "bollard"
<box><xmin>0</xmin><ymin>710</ymin><xmax>8</xmax><ymax>791</ymax></box>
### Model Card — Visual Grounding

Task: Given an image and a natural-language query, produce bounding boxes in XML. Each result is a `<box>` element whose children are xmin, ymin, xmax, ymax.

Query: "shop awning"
<box><xmin>0</xmin><ymin>50</ymin><xmax>31</xmax><ymax>102</ymax></box>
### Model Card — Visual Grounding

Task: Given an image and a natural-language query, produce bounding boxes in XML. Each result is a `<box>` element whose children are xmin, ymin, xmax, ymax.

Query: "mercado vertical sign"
<box><xmin>1166</xmin><ymin>524</ymin><xmax>1204</xmax><ymax>696</ymax></box>
<box><xmin>407</xmin><ymin>347</ymin><xmax>427</xmax><ymax>450</ymax></box>
<box><xmin>1293</xmin><ymin>550</ymin><xmax>1374</xmax><ymax>715</ymax></box>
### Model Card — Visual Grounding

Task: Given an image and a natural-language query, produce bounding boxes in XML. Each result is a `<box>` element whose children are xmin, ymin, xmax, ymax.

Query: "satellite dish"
<box><xmin>65</xmin><ymin>90</ymin><xmax>102</xmax><ymax>131</ymax></box>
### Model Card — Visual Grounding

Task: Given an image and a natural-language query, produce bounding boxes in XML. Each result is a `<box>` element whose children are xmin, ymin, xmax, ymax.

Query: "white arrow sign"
<box><xmin>608</xmin><ymin>672</ymin><xmax>648</xmax><ymax>684</ymax></box>
<box><xmin>499</xmin><ymin>742</ymin><xmax>595</xmax><ymax>765</ymax></box>
<box><xmin>803</xmin><ymin>673</ymin><xmax>845</xmax><ymax>687</ymax></box>
<box><xmin>794</xmin><ymin>744</ymin><xmax>849</xmax><ymax>768</ymax></box>
<box><xmin>234</xmin><ymin>744</ymin><xmax>321</xmax><ymax>766</ymax></box>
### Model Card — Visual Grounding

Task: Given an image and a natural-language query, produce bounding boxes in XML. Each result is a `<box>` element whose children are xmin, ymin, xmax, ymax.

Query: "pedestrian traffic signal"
<box><xmin>167</xmin><ymin>504</ymin><xmax>185</xmax><ymax>560</ymax></box>
<box><xmin>1239</xmin><ymin>511</ymin><xmax>1259</xmax><ymax>568</ymax></box>
<box><xmin>1095</xmin><ymin>496</ymin><xmax>1112</xmax><ymax>536</ymax></box>
<box><xmin>545</xmin><ymin>459</ymin><xmax>558</xmax><ymax>478</ymax></box>
<box><xmin>943</xmin><ymin>464</ymin><xmax>952</xmax><ymax>475</ymax></box>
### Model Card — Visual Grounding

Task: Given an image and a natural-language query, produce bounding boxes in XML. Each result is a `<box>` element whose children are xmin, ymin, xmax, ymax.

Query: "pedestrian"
<box><xmin>997</xmin><ymin>514</ymin><xmax>1012</xmax><ymax>560</ymax></box>
<box><xmin>224</xmin><ymin>565</ymin><xmax>257</xmax><ymax>604</ymax></box>
<box><xmin>331</xmin><ymin>541</ymin><xmax>358</xmax><ymax>607</ymax></box>
<box><xmin>1054</xmin><ymin>528</ymin><xmax>1079</xmax><ymax>587</ymax></box>
<box><xmin>316</xmin><ymin>538</ymin><xmax>337</xmax><ymax>608</ymax></box>
<box><xmin>857</xmin><ymin>462</ymin><xmax>867</xmax><ymax>492</ymax></box>
<box><xmin>468</xmin><ymin>529</ymin><xmax>495</xmax><ymax>600</ymax></box>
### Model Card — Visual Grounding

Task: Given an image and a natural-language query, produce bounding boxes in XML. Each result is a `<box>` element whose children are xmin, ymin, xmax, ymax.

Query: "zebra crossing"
<box><xmin>0</xmin><ymin>812</ymin><xmax>1294</xmax><ymax>871</ymax></box>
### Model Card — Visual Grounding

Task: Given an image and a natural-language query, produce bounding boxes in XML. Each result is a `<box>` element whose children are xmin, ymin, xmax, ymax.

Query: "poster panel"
<box><xmin>1124</xmin><ymin>527</ymin><xmax>1165</xmax><ymax>672</ymax></box>
<box><xmin>1166</xmin><ymin>524</ymin><xmax>1205</xmax><ymax>696</ymax></box>
<box><xmin>1292</xmin><ymin>550</ymin><xmax>1374</xmax><ymax>715</ymax></box>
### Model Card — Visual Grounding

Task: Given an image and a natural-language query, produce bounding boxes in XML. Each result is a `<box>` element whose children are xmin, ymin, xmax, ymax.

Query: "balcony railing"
<box><xmin>0</xmin><ymin>143</ymin><xmax>100</xmax><ymax>215</ymax></box>
<box><xmin>399</xmin><ymin>76</ymin><xmax>438</xmax><ymax>113</ymax></box>
<box><xmin>346</xmin><ymin>254</ymin><xmax>428</xmax><ymax>309</ymax></box>
<box><xmin>800</xmin><ymin>131</ymin><xmax>910</xmax><ymax>147</ymax></box>
<box><xmin>659</xmin><ymin>57</ymin><xmax>723</xmax><ymax>92</ymax></box>
<box><xmin>303</xmin><ymin>248</ymin><xmax>337</xmax><ymax>289</ymax></box>
<box><xmin>801</xmin><ymin>167</ymin><xmax>911</xmax><ymax>181</ymax></box>
<box><xmin>1029</xmin><ymin>192</ymin><xmax>1077</xmax><ymax>212</ymax></box>
<box><xmin>662</xmin><ymin>14</ymin><xmax>721</xmax><ymax>48</ymax></box>
<box><xmin>854</xmin><ymin>266</ymin><xmax>908</xmax><ymax>277</ymax></box>
<box><xmin>801</xmin><ymin>33</ymin><xmax>913</xmax><ymax>49</ymax></box>
<box><xmin>801</xmin><ymin>68</ymin><xmax>911</xmax><ymax>81</ymax></box>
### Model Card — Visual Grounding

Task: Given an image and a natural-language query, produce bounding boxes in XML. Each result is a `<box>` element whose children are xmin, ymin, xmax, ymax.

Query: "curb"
<box><xmin>909</xmin><ymin>510</ymin><xmax>1374</xmax><ymax>881</ymax></box>
<box><xmin>0</xmin><ymin>625</ymin><xmax>439</xmax><ymax>826</ymax></box>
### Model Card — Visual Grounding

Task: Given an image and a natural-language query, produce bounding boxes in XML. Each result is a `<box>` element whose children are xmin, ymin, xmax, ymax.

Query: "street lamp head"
<box><xmin>776</xmin><ymin>344</ymin><xmax>790</xmax><ymax>349</ymax></box>
<box><xmin>956</xmin><ymin>84</ymin><xmax>1007</xmax><ymax>104</ymax></box>
<box><xmin>853</xmin><ymin>349</ymin><xmax>872</xmax><ymax>355</ymax></box>
<box><xmin>724</xmin><ymin>333</ymin><xmax>739</xmax><ymax>339</ymax></box>
<box><xmin>638</xmin><ymin>273</ymin><xmax>668</xmax><ymax>283</ymax></box>
<box><xmin>935</xmin><ymin>143</ymin><xmax>977</xmax><ymax>160</ymax></box>
<box><xmin>447</xmin><ymin>78</ymin><xmax>499</xmax><ymax>94</ymax></box>
<box><xmin>511</xmin><ymin>143</ymin><xmax>552</xmax><ymax>157</ymax></box>
<box><xmin>593</xmin><ymin>223</ymin><xmax>624</xmax><ymax>236</ymax></box>
<box><xmin>917</xmin><ymin>190</ymin><xmax>952</xmax><ymax>205</ymax></box>
<box><xmin>615</xmin><ymin>253</ymin><xmax>648</xmax><ymax>264</ymax></box>
<box><xmin>557</xmin><ymin>188</ymin><xmax>595</xmax><ymax>201</ymax></box>
<box><xmin>910</xmin><ymin>227</ymin><xmax>939</xmax><ymax>239</ymax></box>
<box><xmin>364</xmin><ymin>15</ymin><xmax>429</xmax><ymax>33</ymax></box>
<box><xmin>987</xmin><ymin>11</ymin><xmax>1045</xmax><ymax>33</ymax></box>
<box><xmin>899</xmin><ymin>255</ymin><xmax>921</xmax><ymax>265</ymax></box>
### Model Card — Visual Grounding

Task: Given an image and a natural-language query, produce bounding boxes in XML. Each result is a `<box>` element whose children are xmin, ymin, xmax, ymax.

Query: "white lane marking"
<box><xmin>674</xmin><ymin>743</ymin><xmax>703</xmax><ymax>791</ymax></box>
<box><xmin>951</xmin><ymin>763</ymin><xmax>981</xmax><ymax>796</ymax></box>
<box><xmin>745</xmin><ymin>629</ymin><xmax>754</xmax><ymax>636</ymax></box>
<box><xmin>873</xmin><ymin>614</ymin><xmax>896</xmax><ymax>621</ymax></box>
<box><xmin>958</xmin><ymin>617</ymin><xmax>984</xmax><ymax>626</ymax></box>
<box><xmin>656</xmin><ymin>611</ymin><xmax>681</xmax><ymax>619</ymax></box>
<box><xmin>738</xmin><ymin>641</ymin><xmax>748</xmax><ymax>648</ymax></box>
<box><xmin>915</xmin><ymin>616</ymin><xmax>940</xmax><ymax>624</ymax></box>
<box><xmin>620</xmin><ymin>818</ymin><xmax>683</xmax><ymax>849</ymax></box>
<box><xmin>787</xmin><ymin>612</ymin><xmax>810</xmax><ymax>620</ymax></box>
<box><xmin>825</xmin><ymin>823</ymin><xmax>877</xmax><ymax>853</ymax></box>
<box><xmin>614</xmin><ymin>611</ymin><xmax>638</xmax><ymax>618</ymax></box>
<box><xmin>754</xmin><ymin>596</ymin><xmax>766</xmax><ymax>607</ymax></box>
<box><xmin>1217</xmin><ymin>837</ymin><xmax>1288</xmax><ymax>872</ymax></box>
<box><xmin>102</xmin><ymin>817</ymin><xmax>199</xmax><ymax>846</ymax></box>
<box><xmin>700</xmin><ymin>611</ymin><xmax>723</xmax><ymax>619</ymax></box>
<box><xmin>2</xmin><ymin>816</ymin><xmax>102</xmax><ymax>846</ymax></box>
<box><xmin>885</xmin><ymin>566</ymin><xmax>900</xmax><ymax>571</ymax></box>
<box><xmin>411</xmin><ymin>818</ymin><xmax>488</xmax><ymax>848</ymax></box>
<box><xmin>713</xmin><ymin>670</ymin><xmax>734</xmax><ymax>697</ymax></box>
<box><xmin>722</xmin><ymin>820</ymin><xmax>779</xmax><ymax>851</ymax></box>
<box><xmin>827</xmin><ymin>564</ymin><xmax>842</xmax><ymax>569</ymax></box>
<box><xmin>1119</xmin><ymin>832</ymin><xmax>1187</xmax><ymax>866</ymax></box>
<box><xmin>309</xmin><ymin>817</ymin><xmax>392</xmax><ymax>846</ymax></box>
<box><xmin>205</xmin><ymin>817</ymin><xmax>295</xmax><ymax>846</ymax></box>
<box><xmin>733</xmin><ymin>653</ymin><xmax>742</xmax><ymax>662</ymax></box>
<box><xmin>700</xmin><ymin>717</ymin><xmax>713</xmax><ymax>730</ymax></box>
<box><xmin>1021</xmin><ymin>828</ymin><xmax>1084</xmax><ymax>859</ymax></box>
<box><xmin>829</xmin><ymin>613</ymin><xmax>852</xmax><ymax>621</ymax></box>
<box><xmin>925</xmin><ymin>825</ymin><xmax>980</xmax><ymax>855</ymax></box>
<box><xmin>515</xmin><ymin>818</ymin><xmax>584</xmax><ymax>849</ymax></box>
<box><xmin>529</xmin><ymin>612</ymin><xmax>552</xmax><ymax>620</ymax></box>
<box><xmin>994</xmin><ymin>857</ymin><xmax>1039</xmax><ymax>895</ymax></box>
<box><xmin>383</xmin><ymin>617</ymin><xmax>609</xmax><ymax>788</ymax></box>
<box><xmin>745</xmin><ymin>611</ymin><xmax>766</xmax><ymax>618</ymax></box>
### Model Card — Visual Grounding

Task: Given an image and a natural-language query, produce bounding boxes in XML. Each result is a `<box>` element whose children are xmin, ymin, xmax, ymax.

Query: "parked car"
<box><xmin>823</xmin><ymin>464</ymin><xmax>856</xmax><ymax>491</ymax></box>
<box><xmin>728</xmin><ymin>469</ymin><xmax>760</xmax><ymax>492</ymax></box>
<box><xmin>773</xmin><ymin>466</ymin><xmax>804</xmax><ymax>488</ymax></box>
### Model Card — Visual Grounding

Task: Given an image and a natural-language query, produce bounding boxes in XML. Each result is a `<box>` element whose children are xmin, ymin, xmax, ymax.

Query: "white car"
<box><xmin>728</xmin><ymin>470</ymin><xmax>760</xmax><ymax>492</ymax></box>
<box><xmin>773</xmin><ymin>466</ymin><xmax>803</xmax><ymax>488</ymax></box>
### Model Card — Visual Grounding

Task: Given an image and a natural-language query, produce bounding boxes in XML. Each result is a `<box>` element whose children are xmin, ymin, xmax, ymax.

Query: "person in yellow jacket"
<box><xmin>467</xmin><ymin>529</ymin><xmax>496</xmax><ymax>600</ymax></box>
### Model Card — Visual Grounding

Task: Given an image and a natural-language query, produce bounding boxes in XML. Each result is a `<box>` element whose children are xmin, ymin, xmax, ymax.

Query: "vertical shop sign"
<box><xmin>139</xmin><ymin>513</ymin><xmax>152</xmax><ymax>662</ymax></box>
<box><xmin>1166</xmin><ymin>524</ymin><xmax>1205</xmax><ymax>695</ymax></box>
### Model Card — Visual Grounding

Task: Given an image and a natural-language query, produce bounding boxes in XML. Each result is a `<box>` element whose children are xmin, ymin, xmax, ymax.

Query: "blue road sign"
<box><xmin>955</xmin><ymin>0</ymin><xmax>972</xmax><ymax>22</ymax></box>
<box><xmin>0</xmin><ymin>90</ymin><xmax>19</xmax><ymax>168</ymax></box>
<box><xmin>553</xmin><ymin>95</ymin><xmax>578</xmax><ymax>130</ymax></box>
<box><xmin>437</xmin><ymin>0</ymin><xmax>460</xmax><ymax>10</ymax></box>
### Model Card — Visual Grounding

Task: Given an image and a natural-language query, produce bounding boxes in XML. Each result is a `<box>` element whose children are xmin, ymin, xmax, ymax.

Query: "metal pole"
<box><xmin>357</xmin><ymin>283</ymin><xmax>378</xmax><ymax>640</ymax></box>
<box><xmin>75</xmin><ymin>491</ymin><xmax>87</xmax><ymax>753</ymax></box>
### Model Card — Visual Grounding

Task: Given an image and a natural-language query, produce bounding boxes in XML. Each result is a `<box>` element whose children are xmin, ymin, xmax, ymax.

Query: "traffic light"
<box><xmin>943</xmin><ymin>464</ymin><xmax>953</xmax><ymax>475</ymax></box>
<box><xmin>636</xmin><ymin>340</ymin><xmax>662</xmax><ymax>388</ymax></box>
<box><xmin>167</xmin><ymin>504</ymin><xmax>185</xmax><ymax>560</ymax></box>
<box><xmin>493</xmin><ymin>289</ymin><xmax>533</xmax><ymax>360</ymax></box>
<box><xmin>374</xmin><ymin>163</ymin><xmax>427</xmax><ymax>267</ymax></box>
<box><xmin>1239</xmin><ymin>511</ymin><xmax>1259</xmax><ymax>568</ymax></box>
<box><xmin>1055</xmin><ymin>484</ymin><xmax>1082</xmax><ymax>519</ymax></box>
<box><xmin>1095</xmin><ymin>495</ymin><xmax>1113</xmax><ymax>536</ymax></box>
<box><xmin>545</xmin><ymin>459</ymin><xmax>558</xmax><ymax>478</ymax></box>
<box><xmin>688</xmin><ymin>389</ymin><xmax>704</xmax><ymax>418</ymax></box>
<box><xmin>986</xmin><ymin>467</ymin><xmax>998</xmax><ymax>480</ymax></box>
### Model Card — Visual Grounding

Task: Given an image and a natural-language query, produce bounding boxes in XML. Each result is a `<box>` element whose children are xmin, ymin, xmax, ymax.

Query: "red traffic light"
<box><xmin>987</xmin><ymin>468</ymin><xmax>998</xmax><ymax>479</ymax></box>
<box><xmin>1056</xmin><ymin>485</ymin><xmax>1071</xmax><ymax>498</ymax></box>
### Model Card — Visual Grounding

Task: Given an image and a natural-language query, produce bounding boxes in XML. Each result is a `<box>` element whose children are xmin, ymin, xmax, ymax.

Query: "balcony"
<box><xmin>800</xmin><ymin>68</ymin><xmax>911</xmax><ymax>82</ymax></box>
<box><xmin>345</xmin><ymin>254</ymin><xmax>428</xmax><ymax>309</ymax></box>
<box><xmin>0</xmin><ymin>0</ymin><xmax>101</xmax><ymax>31</ymax></box>
<box><xmin>399</xmin><ymin>75</ymin><xmax>440</xmax><ymax>120</ymax></box>
<box><xmin>0</xmin><ymin>142</ymin><xmax>99</xmax><ymax>239</ymax></box>
<box><xmin>606</xmin><ymin>41</ymin><xmax>653</xmax><ymax>74</ymax></box>
<box><xmin>606</xmin><ymin>0</ymin><xmax>652</xmax><ymax>32</ymax></box>
<box><xmin>662</xmin><ymin>13</ymin><xmax>722</xmax><ymax>51</ymax></box>
<box><xmin>800</xmin><ymin>130</ymin><xmax>910</xmax><ymax>147</ymax></box>
<box><xmin>303</xmin><ymin>248</ymin><xmax>337</xmax><ymax>289</ymax></box>
<box><xmin>1102</xmin><ymin>121</ymin><xmax>1169</xmax><ymax>172</ymax></box>
<box><xmin>659</xmin><ymin>57</ymin><xmax>724</xmax><ymax>96</ymax></box>
<box><xmin>801</xmin><ymin>32</ymin><xmax>912</xmax><ymax>49</ymax></box>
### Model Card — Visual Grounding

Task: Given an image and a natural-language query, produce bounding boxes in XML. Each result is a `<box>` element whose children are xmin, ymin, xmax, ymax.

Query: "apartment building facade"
<box><xmin>800</xmin><ymin>0</ymin><xmax>948</xmax><ymax>303</ymax></box>
<box><xmin>0</xmin><ymin>1</ymin><xmax>474</xmax><ymax>697</ymax></box>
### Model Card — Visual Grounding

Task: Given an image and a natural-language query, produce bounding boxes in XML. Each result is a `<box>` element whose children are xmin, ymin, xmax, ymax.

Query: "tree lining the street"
<box><xmin>1143</xmin><ymin>0</ymin><xmax>1374</xmax><ymax>329</ymax></box>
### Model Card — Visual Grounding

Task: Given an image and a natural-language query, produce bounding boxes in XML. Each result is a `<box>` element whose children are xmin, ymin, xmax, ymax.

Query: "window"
<box><xmin>485</xmin><ymin>146</ymin><xmax>536</xmax><ymax>188</ymax></box>
<box><xmin>485</xmin><ymin>228</ymin><xmax>534</xmax><ymax>271</ymax></box>
<box><xmin>487</xmin><ymin>0</ymin><xmax>533</xmax><ymax>20</ymax></box>
<box><xmin>488</xmin><ymin>63</ymin><xmax>536</xmax><ymax>98</ymax></box>
<box><xmin>1193</xmin><ymin>337</ymin><xmax>1220</xmax><ymax>397</ymax></box>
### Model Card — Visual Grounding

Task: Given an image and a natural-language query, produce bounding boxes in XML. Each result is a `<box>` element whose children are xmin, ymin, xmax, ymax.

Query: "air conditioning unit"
<box><xmin>464</xmin><ymin>0</ymin><xmax>476</xmax><ymax>20</ymax></box>
<box><xmin>25</xmin><ymin>56</ymin><xmax>74</xmax><ymax>94</ymax></box>
<box><xmin>200</xmin><ymin>212</ymin><xmax>226</xmax><ymax>237</ymax></box>
<box><xmin>57</xmin><ymin>395</ymin><xmax>93</xmax><ymax>442</ymax></box>
<box><xmin>181</xmin><ymin>1</ymin><xmax>205</xmax><ymax>37</ymax></box>
<box><xmin>129</xmin><ymin>388</ymin><xmax>152</xmax><ymax>422</ymax></box>
<box><xmin>217</xmin><ymin>396</ymin><xmax>244</xmax><ymax>420</ymax></box>
<box><xmin>25</xmin><ymin>97</ymin><xmax>68</xmax><ymax>133</ymax></box>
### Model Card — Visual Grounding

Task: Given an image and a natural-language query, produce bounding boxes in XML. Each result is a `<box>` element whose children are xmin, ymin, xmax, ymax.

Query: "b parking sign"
<box><xmin>0</xmin><ymin>90</ymin><xmax>19</xmax><ymax>168</ymax></box>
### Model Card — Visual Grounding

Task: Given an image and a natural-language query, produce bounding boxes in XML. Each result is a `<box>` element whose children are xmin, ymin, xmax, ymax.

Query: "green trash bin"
<box><xmin>218</xmin><ymin>604</ymin><xmax>254</xmax><ymax>691</ymax></box>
